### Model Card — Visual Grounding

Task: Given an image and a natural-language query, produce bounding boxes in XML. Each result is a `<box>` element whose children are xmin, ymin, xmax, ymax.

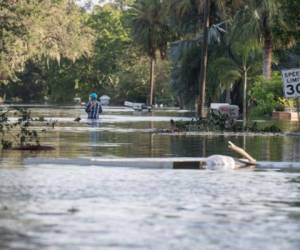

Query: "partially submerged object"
<box><xmin>22</xmin><ymin>141</ymin><xmax>300</xmax><ymax>170</ymax></box>
<box><xmin>24</xmin><ymin>156</ymin><xmax>300</xmax><ymax>170</ymax></box>
<box><xmin>228</xmin><ymin>141</ymin><xmax>256</xmax><ymax>166</ymax></box>
<box><xmin>124</xmin><ymin>101</ymin><xmax>151</xmax><ymax>111</ymax></box>
<box><xmin>205</xmin><ymin>155</ymin><xmax>236</xmax><ymax>170</ymax></box>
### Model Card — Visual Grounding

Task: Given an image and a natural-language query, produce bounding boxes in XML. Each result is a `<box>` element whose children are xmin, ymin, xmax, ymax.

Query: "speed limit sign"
<box><xmin>282</xmin><ymin>68</ymin><xmax>300</xmax><ymax>98</ymax></box>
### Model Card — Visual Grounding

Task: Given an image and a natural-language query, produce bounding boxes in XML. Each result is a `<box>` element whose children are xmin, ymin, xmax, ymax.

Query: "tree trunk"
<box><xmin>263</xmin><ymin>31</ymin><xmax>272</xmax><ymax>80</ymax></box>
<box><xmin>0</xmin><ymin>71</ymin><xmax>8</xmax><ymax>81</ymax></box>
<box><xmin>197</xmin><ymin>0</ymin><xmax>211</xmax><ymax>118</ymax></box>
<box><xmin>243</xmin><ymin>69</ymin><xmax>247</xmax><ymax>130</ymax></box>
<box><xmin>176</xmin><ymin>95</ymin><xmax>184</xmax><ymax>109</ymax></box>
<box><xmin>225</xmin><ymin>87</ymin><xmax>231</xmax><ymax>104</ymax></box>
<box><xmin>149</xmin><ymin>57</ymin><xmax>155</xmax><ymax>106</ymax></box>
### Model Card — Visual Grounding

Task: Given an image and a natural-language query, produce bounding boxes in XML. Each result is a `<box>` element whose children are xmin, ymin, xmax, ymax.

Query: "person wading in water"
<box><xmin>85</xmin><ymin>93</ymin><xmax>102</xmax><ymax>120</ymax></box>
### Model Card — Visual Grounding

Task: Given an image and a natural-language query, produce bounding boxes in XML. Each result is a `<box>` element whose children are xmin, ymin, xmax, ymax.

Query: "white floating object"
<box><xmin>205</xmin><ymin>155</ymin><xmax>236</xmax><ymax>170</ymax></box>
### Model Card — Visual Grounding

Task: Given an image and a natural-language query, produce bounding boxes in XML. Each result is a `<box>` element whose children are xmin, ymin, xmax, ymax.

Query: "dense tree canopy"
<box><xmin>0</xmin><ymin>0</ymin><xmax>92</xmax><ymax>80</ymax></box>
<box><xmin>0</xmin><ymin>0</ymin><xmax>299</xmax><ymax>119</ymax></box>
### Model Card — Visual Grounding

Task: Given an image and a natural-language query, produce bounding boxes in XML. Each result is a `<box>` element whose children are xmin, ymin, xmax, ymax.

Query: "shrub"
<box><xmin>249</xmin><ymin>72</ymin><xmax>292</xmax><ymax>117</ymax></box>
<box><xmin>0</xmin><ymin>108</ymin><xmax>55</xmax><ymax>149</ymax></box>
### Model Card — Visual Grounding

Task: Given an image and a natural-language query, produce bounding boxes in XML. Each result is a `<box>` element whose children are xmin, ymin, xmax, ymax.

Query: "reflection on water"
<box><xmin>2</xmin><ymin>106</ymin><xmax>300</xmax><ymax>162</ymax></box>
<box><xmin>0</xmin><ymin>106</ymin><xmax>300</xmax><ymax>250</ymax></box>
<box><xmin>88</xmin><ymin>120</ymin><xmax>102</xmax><ymax>148</ymax></box>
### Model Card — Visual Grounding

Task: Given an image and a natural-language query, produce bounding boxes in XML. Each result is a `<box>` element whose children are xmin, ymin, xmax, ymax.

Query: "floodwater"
<box><xmin>0</xmin><ymin>106</ymin><xmax>299</xmax><ymax>250</ymax></box>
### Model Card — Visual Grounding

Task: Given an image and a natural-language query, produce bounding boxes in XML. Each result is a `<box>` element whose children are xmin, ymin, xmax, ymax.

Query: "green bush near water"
<box><xmin>249</xmin><ymin>72</ymin><xmax>293</xmax><ymax>118</ymax></box>
<box><xmin>173</xmin><ymin>111</ymin><xmax>282</xmax><ymax>133</ymax></box>
<box><xmin>0</xmin><ymin>108</ymin><xmax>55</xmax><ymax>149</ymax></box>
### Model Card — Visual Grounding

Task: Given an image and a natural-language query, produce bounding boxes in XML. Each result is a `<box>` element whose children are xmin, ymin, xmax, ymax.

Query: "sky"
<box><xmin>76</xmin><ymin>0</ymin><xmax>112</xmax><ymax>10</ymax></box>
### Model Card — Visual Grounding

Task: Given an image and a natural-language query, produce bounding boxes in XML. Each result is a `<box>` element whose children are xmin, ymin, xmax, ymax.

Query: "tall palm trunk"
<box><xmin>149</xmin><ymin>57</ymin><xmax>155</xmax><ymax>106</ymax></box>
<box><xmin>197</xmin><ymin>0</ymin><xmax>211</xmax><ymax>118</ymax></box>
<box><xmin>243</xmin><ymin>68</ymin><xmax>248</xmax><ymax>130</ymax></box>
<box><xmin>225</xmin><ymin>88</ymin><xmax>231</xmax><ymax>104</ymax></box>
<box><xmin>176</xmin><ymin>95</ymin><xmax>184</xmax><ymax>109</ymax></box>
<box><xmin>263</xmin><ymin>31</ymin><xmax>272</xmax><ymax>80</ymax></box>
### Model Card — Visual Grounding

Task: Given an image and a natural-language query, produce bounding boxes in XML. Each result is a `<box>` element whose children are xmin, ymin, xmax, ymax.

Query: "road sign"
<box><xmin>282</xmin><ymin>68</ymin><xmax>300</xmax><ymax>98</ymax></box>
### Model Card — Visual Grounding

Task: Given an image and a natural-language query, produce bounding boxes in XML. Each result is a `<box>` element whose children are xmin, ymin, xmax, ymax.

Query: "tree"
<box><xmin>212</xmin><ymin>38</ymin><xmax>261</xmax><ymax>128</ymax></box>
<box><xmin>0</xmin><ymin>0</ymin><xmax>93</xmax><ymax>82</ymax></box>
<box><xmin>233</xmin><ymin>0</ymin><xmax>285</xmax><ymax>80</ymax></box>
<box><xmin>80</xmin><ymin>4</ymin><xmax>131</xmax><ymax>97</ymax></box>
<box><xmin>166</xmin><ymin>0</ymin><xmax>243</xmax><ymax>116</ymax></box>
<box><xmin>0</xmin><ymin>0</ymin><xmax>31</xmax><ymax>80</ymax></box>
<box><xmin>130</xmin><ymin>0</ymin><xmax>172</xmax><ymax>106</ymax></box>
<box><xmin>169</xmin><ymin>41</ymin><xmax>202</xmax><ymax>108</ymax></box>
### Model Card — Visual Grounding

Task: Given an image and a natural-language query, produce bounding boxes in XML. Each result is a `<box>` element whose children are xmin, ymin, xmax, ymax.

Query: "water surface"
<box><xmin>0</xmin><ymin>106</ymin><xmax>299</xmax><ymax>250</ymax></box>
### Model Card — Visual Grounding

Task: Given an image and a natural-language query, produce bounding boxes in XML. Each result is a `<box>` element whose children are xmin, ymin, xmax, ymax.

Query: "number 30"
<box><xmin>286</xmin><ymin>84</ymin><xmax>295</xmax><ymax>95</ymax></box>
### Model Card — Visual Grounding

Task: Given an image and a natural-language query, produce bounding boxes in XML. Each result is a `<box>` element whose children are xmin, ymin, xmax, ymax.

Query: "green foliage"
<box><xmin>129</xmin><ymin>0</ymin><xmax>174</xmax><ymax>105</ymax></box>
<box><xmin>273</xmin><ymin>0</ymin><xmax>300</xmax><ymax>48</ymax></box>
<box><xmin>0</xmin><ymin>108</ymin><xmax>55</xmax><ymax>149</ymax></box>
<box><xmin>172</xmin><ymin>113</ymin><xmax>282</xmax><ymax>133</ymax></box>
<box><xmin>116</xmin><ymin>57</ymin><xmax>149</xmax><ymax>103</ymax></box>
<box><xmin>1</xmin><ymin>0</ymin><xmax>299</xmax><ymax>112</ymax></box>
<box><xmin>1</xmin><ymin>60</ymin><xmax>47</xmax><ymax>103</ymax></box>
<box><xmin>233</xmin><ymin>0</ymin><xmax>280</xmax><ymax>40</ymax></box>
<box><xmin>170</xmin><ymin>44</ymin><xmax>201</xmax><ymax>106</ymax></box>
<box><xmin>0</xmin><ymin>0</ymin><xmax>93</xmax><ymax>80</ymax></box>
<box><xmin>170</xmin><ymin>111</ymin><xmax>237</xmax><ymax>132</ymax></box>
<box><xmin>153</xmin><ymin>59</ymin><xmax>175</xmax><ymax>105</ymax></box>
<box><xmin>78</xmin><ymin>5</ymin><xmax>131</xmax><ymax>98</ymax></box>
<box><xmin>1</xmin><ymin>4</ymin><xmax>152</xmax><ymax>104</ymax></box>
<box><xmin>129</xmin><ymin>0</ymin><xmax>173</xmax><ymax>59</ymax></box>
<box><xmin>209</xmin><ymin>36</ymin><xmax>262</xmax><ymax>102</ymax></box>
<box><xmin>249</xmin><ymin>72</ymin><xmax>286</xmax><ymax>117</ymax></box>
<box><xmin>74</xmin><ymin>5</ymin><xmax>151</xmax><ymax>103</ymax></box>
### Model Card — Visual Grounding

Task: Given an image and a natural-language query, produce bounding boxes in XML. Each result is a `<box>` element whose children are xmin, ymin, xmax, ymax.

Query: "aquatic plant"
<box><xmin>171</xmin><ymin>111</ymin><xmax>282</xmax><ymax>133</ymax></box>
<box><xmin>0</xmin><ymin>108</ymin><xmax>55</xmax><ymax>150</ymax></box>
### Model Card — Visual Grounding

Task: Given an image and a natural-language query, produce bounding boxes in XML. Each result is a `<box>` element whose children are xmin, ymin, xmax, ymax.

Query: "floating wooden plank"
<box><xmin>228</xmin><ymin>141</ymin><xmax>256</xmax><ymax>165</ymax></box>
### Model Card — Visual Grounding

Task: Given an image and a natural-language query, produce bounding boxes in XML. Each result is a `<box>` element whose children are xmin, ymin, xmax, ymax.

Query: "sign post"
<box><xmin>296</xmin><ymin>98</ymin><xmax>300</xmax><ymax>125</ymax></box>
<box><xmin>282</xmin><ymin>68</ymin><xmax>300</xmax><ymax>128</ymax></box>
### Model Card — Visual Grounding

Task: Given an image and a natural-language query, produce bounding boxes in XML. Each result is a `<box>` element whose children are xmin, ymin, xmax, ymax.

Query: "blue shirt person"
<box><xmin>85</xmin><ymin>93</ymin><xmax>102</xmax><ymax>119</ymax></box>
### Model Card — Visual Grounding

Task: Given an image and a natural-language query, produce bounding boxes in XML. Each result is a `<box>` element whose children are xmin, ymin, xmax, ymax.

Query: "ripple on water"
<box><xmin>0</xmin><ymin>167</ymin><xmax>299</xmax><ymax>250</ymax></box>
<box><xmin>1</xmin><ymin>107</ymin><xmax>300</xmax><ymax>250</ymax></box>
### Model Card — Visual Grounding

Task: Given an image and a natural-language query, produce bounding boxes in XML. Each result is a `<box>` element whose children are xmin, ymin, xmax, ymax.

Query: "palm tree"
<box><xmin>213</xmin><ymin>39</ymin><xmax>261</xmax><ymax>129</ymax></box>
<box><xmin>166</xmin><ymin>0</ymin><xmax>243</xmax><ymax>117</ymax></box>
<box><xmin>130</xmin><ymin>0</ymin><xmax>172</xmax><ymax>106</ymax></box>
<box><xmin>232</xmin><ymin>0</ymin><xmax>282</xmax><ymax>80</ymax></box>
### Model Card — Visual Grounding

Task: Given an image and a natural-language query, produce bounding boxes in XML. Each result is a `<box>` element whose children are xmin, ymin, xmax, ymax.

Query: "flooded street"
<box><xmin>0</xmin><ymin>106</ymin><xmax>300</xmax><ymax>250</ymax></box>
